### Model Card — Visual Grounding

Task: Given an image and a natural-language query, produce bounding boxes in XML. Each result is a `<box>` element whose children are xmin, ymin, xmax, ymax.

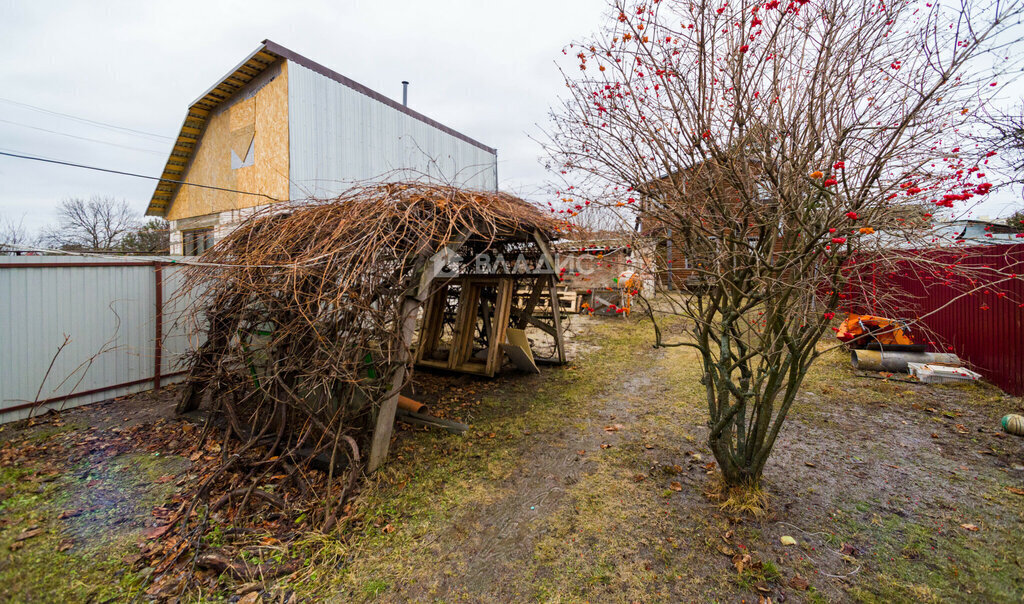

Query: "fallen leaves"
<box><xmin>1006</xmin><ymin>486</ymin><xmax>1024</xmax><ymax>496</ymax></box>
<box><xmin>9</xmin><ymin>527</ymin><xmax>43</xmax><ymax>550</ymax></box>
<box><xmin>603</xmin><ymin>424</ymin><xmax>625</xmax><ymax>432</ymax></box>
<box><xmin>15</xmin><ymin>527</ymin><xmax>43</xmax><ymax>542</ymax></box>
<box><xmin>779</xmin><ymin>535</ymin><xmax>797</xmax><ymax>546</ymax></box>
<box><xmin>960</xmin><ymin>523</ymin><xmax>980</xmax><ymax>532</ymax></box>
<box><xmin>788</xmin><ymin>574</ymin><xmax>810</xmax><ymax>590</ymax></box>
<box><xmin>732</xmin><ymin>552</ymin><xmax>752</xmax><ymax>574</ymax></box>
<box><xmin>143</xmin><ymin>524</ymin><xmax>173</xmax><ymax>540</ymax></box>
<box><xmin>669</xmin><ymin>481</ymin><xmax>683</xmax><ymax>491</ymax></box>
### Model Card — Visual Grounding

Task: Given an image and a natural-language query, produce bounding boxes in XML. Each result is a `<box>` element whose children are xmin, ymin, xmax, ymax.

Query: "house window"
<box><xmin>183</xmin><ymin>228</ymin><xmax>214</xmax><ymax>256</ymax></box>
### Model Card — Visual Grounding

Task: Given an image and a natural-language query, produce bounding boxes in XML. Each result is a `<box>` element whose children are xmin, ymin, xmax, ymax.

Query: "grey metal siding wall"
<box><xmin>287</xmin><ymin>62</ymin><xmax>498</xmax><ymax>200</ymax></box>
<box><xmin>0</xmin><ymin>257</ymin><xmax>196</xmax><ymax>424</ymax></box>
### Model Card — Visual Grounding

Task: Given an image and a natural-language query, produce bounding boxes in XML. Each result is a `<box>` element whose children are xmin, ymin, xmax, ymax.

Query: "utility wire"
<box><xmin>0</xmin><ymin>97</ymin><xmax>173</xmax><ymax>141</ymax></box>
<box><xmin>0</xmin><ymin>118</ymin><xmax>167</xmax><ymax>156</ymax></box>
<box><xmin>0</xmin><ymin>150</ymin><xmax>283</xmax><ymax>202</ymax></box>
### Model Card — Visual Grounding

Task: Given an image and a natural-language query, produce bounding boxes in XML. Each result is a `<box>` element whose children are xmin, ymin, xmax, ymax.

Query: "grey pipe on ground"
<box><xmin>851</xmin><ymin>350</ymin><xmax>961</xmax><ymax>373</ymax></box>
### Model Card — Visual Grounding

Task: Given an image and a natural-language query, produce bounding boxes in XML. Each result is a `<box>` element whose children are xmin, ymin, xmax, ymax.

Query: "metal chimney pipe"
<box><xmin>402</xmin><ymin>81</ymin><xmax>409</xmax><ymax>107</ymax></box>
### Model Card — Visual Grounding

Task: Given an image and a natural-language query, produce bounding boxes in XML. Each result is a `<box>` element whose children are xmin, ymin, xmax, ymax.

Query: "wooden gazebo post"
<box><xmin>533</xmin><ymin>229</ymin><xmax>566</xmax><ymax>364</ymax></box>
<box><xmin>368</xmin><ymin>234</ymin><xmax>469</xmax><ymax>471</ymax></box>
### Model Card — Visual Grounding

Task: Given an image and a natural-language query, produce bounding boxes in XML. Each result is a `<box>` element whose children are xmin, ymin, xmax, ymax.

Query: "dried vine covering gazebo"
<box><xmin>176</xmin><ymin>184</ymin><xmax>565</xmax><ymax>525</ymax></box>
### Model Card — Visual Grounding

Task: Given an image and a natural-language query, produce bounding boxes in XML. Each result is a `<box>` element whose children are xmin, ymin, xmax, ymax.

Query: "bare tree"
<box><xmin>119</xmin><ymin>218</ymin><xmax>170</xmax><ymax>253</ymax></box>
<box><xmin>977</xmin><ymin>102</ymin><xmax>1024</xmax><ymax>187</ymax></box>
<box><xmin>41</xmin><ymin>196</ymin><xmax>140</xmax><ymax>251</ymax></box>
<box><xmin>545</xmin><ymin>0</ymin><xmax>1024</xmax><ymax>489</ymax></box>
<box><xmin>1006</xmin><ymin>208</ymin><xmax>1024</xmax><ymax>232</ymax></box>
<box><xmin>0</xmin><ymin>214</ymin><xmax>32</xmax><ymax>254</ymax></box>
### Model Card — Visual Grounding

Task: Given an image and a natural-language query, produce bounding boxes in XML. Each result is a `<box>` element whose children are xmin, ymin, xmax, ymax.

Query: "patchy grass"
<box><xmin>0</xmin><ymin>451</ymin><xmax>189</xmax><ymax>602</ymax></box>
<box><xmin>284</xmin><ymin>318</ymin><xmax>657</xmax><ymax>600</ymax></box>
<box><xmin>835</xmin><ymin>496</ymin><xmax>1024</xmax><ymax>603</ymax></box>
<box><xmin>237</xmin><ymin>316</ymin><xmax>1024</xmax><ymax>601</ymax></box>
<box><xmin>2</xmin><ymin>313</ymin><xmax>1022</xmax><ymax>602</ymax></box>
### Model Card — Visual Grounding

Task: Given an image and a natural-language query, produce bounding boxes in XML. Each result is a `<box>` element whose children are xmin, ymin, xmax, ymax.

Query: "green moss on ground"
<box><xmin>0</xmin><ymin>451</ymin><xmax>188</xmax><ymax>602</ymax></box>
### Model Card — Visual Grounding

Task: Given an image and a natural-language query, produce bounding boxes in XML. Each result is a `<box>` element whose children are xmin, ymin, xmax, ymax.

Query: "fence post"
<box><xmin>154</xmin><ymin>263</ymin><xmax>163</xmax><ymax>390</ymax></box>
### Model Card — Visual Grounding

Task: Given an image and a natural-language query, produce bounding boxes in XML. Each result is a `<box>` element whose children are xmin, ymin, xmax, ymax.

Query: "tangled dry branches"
<box><xmin>160</xmin><ymin>184</ymin><xmax>560</xmax><ymax>572</ymax></box>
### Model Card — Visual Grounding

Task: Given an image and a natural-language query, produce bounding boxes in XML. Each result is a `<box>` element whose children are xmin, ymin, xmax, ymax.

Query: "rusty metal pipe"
<box><xmin>398</xmin><ymin>395</ymin><xmax>425</xmax><ymax>414</ymax></box>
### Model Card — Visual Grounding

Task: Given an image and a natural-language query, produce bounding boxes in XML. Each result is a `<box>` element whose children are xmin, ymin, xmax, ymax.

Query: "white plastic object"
<box><xmin>907</xmin><ymin>362</ymin><xmax>982</xmax><ymax>384</ymax></box>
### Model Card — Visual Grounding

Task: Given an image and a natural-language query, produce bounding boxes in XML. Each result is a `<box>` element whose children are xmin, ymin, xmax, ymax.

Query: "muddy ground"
<box><xmin>1</xmin><ymin>317</ymin><xmax>1022</xmax><ymax>602</ymax></box>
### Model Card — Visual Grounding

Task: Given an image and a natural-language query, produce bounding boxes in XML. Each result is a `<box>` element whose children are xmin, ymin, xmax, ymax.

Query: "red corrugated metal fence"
<box><xmin>876</xmin><ymin>244</ymin><xmax>1024</xmax><ymax>396</ymax></box>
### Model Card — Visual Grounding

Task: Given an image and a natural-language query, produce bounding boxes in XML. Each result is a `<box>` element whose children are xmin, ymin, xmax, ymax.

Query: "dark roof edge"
<box><xmin>262</xmin><ymin>39</ymin><xmax>497</xmax><ymax>155</ymax></box>
<box><xmin>188</xmin><ymin>44</ymin><xmax>271</xmax><ymax>108</ymax></box>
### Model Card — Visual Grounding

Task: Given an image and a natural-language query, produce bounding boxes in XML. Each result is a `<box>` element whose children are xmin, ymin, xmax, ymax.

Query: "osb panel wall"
<box><xmin>167</xmin><ymin>61</ymin><xmax>290</xmax><ymax>221</ymax></box>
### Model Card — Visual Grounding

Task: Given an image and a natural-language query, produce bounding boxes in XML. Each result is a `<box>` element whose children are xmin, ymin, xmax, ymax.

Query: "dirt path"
<box><xmin>410</xmin><ymin>371</ymin><xmax>650</xmax><ymax>601</ymax></box>
<box><xmin>350</xmin><ymin>322</ymin><xmax>1024</xmax><ymax>603</ymax></box>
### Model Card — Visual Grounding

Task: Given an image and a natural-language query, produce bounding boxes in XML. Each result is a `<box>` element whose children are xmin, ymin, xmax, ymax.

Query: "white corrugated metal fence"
<box><xmin>0</xmin><ymin>256</ymin><xmax>197</xmax><ymax>424</ymax></box>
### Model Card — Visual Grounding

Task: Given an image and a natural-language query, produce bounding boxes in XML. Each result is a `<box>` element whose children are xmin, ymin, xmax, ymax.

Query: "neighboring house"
<box><xmin>638</xmin><ymin>163</ymin><xmax>778</xmax><ymax>290</ymax></box>
<box><xmin>867</xmin><ymin>217</ymin><xmax>1020</xmax><ymax>249</ymax></box>
<box><xmin>934</xmin><ymin>218</ymin><xmax>1018</xmax><ymax>243</ymax></box>
<box><xmin>145</xmin><ymin>39</ymin><xmax>498</xmax><ymax>254</ymax></box>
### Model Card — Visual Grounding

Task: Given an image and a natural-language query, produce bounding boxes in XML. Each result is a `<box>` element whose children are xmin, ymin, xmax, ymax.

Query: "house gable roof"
<box><xmin>146</xmin><ymin>40</ymin><xmax>496</xmax><ymax>217</ymax></box>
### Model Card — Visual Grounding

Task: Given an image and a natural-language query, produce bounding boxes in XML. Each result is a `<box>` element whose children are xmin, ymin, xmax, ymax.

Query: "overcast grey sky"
<box><xmin>0</xmin><ymin>0</ymin><xmax>610</xmax><ymax>234</ymax></box>
<box><xmin>1</xmin><ymin>0</ymin><xmax>1021</xmax><ymax>237</ymax></box>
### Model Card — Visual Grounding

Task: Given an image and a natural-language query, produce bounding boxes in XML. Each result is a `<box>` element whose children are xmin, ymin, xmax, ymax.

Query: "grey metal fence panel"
<box><xmin>0</xmin><ymin>256</ymin><xmax>197</xmax><ymax>424</ymax></box>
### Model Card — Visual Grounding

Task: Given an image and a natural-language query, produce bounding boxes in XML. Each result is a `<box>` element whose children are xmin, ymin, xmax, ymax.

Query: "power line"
<box><xmin>0</xmin><ymin>150</ymin><xmax>283</xmax><ymax>202</ymax></box>
<box><xmin>0</xmin><ymin>118</ymin><xmax>167</xmax><ymax>156</ymax></box>
<box><xmin>0</xmin><ymin>97</ymin><xmax>173</xmax><ymax>142</ymax></box>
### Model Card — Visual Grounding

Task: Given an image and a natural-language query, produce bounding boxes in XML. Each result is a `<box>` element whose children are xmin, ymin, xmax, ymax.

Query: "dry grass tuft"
<box><xmin>703</xmin><ymin>475</ymin><xmax>771</xmax><ymax>518</ymax></box>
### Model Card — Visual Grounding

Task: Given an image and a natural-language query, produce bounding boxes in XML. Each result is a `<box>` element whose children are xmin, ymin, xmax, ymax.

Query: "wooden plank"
<box><xmin>413</xmin><ymin>289</ymin><xmax>439</xmax><ymax>364</ymax></box>
<box><xmin>532</xmin><ymin>229</ymin><xmax>557</xmax><ymax>273</ymax></box>
<box><xmin>482</xmin><ymin>298</ymin><xmax>495</xmax><ymax>350</ymax></box>
<box><xmin>496</xmin><ymin>280</ymin><xmax>515</xmax><ymax>364</ymax></box>
<box><xmin>369</xmin><ymin>241</ymin><xmax>459</xmax><ymax>472</ymax></box>
<box><xmin>501</xmin><ymin>344</ymin><xmax>539</xmax><ymax>373</ymax></box>
<box><xmin>415</xmin><ymin>358</ymin><xmax>451</xmax><ymax>371</ymax></box>
<box><xmin>447</xmin><ymin>279</ymin><xmax>476</xmax><ymax>369</ymax></box>
<box><xmin>457</xmin><ymin>283</ymin><xmax>481</xmax><ymax>368</ymax></box>
<box><xmin>517</xmin><ymin>276</ymin><xmax>547</xmax><ymax>329</ymax></box>
<box><xmin>548</xmin><ymin>278</ymin><xmax>567</xmax><ymax>364</ymax></box>
<box><xmin>559</xmin><ymin>291</ymin><xmax>580</xmax><ymax>313</ymax></box>
<box><xmin>412</xmin><ymin>232</ymin><xmax>468</xmax><ymax>364</ymax></box>
<box><xmin>502</xmin><ymin>328</ymin><xmax>539</xmax><ymax>373</ymax></box>
<box><xmin>414</xmin><ymin>283</ymin><xmax>446</xmax><ymax>363</ymax></box>
<box><xmin>511</xmin><ymin>308</ymin><xmax>558</xmax><ymax>337</ymax></box>
<box><xmin>485</xmin><ymin>279</ymin><xmax>514</xmax><ymax>376</ymax></box>
<box><xmin>368</xmin><ymin>295</ymin><xmax>419</xmax><ymax>471</ymax></box>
